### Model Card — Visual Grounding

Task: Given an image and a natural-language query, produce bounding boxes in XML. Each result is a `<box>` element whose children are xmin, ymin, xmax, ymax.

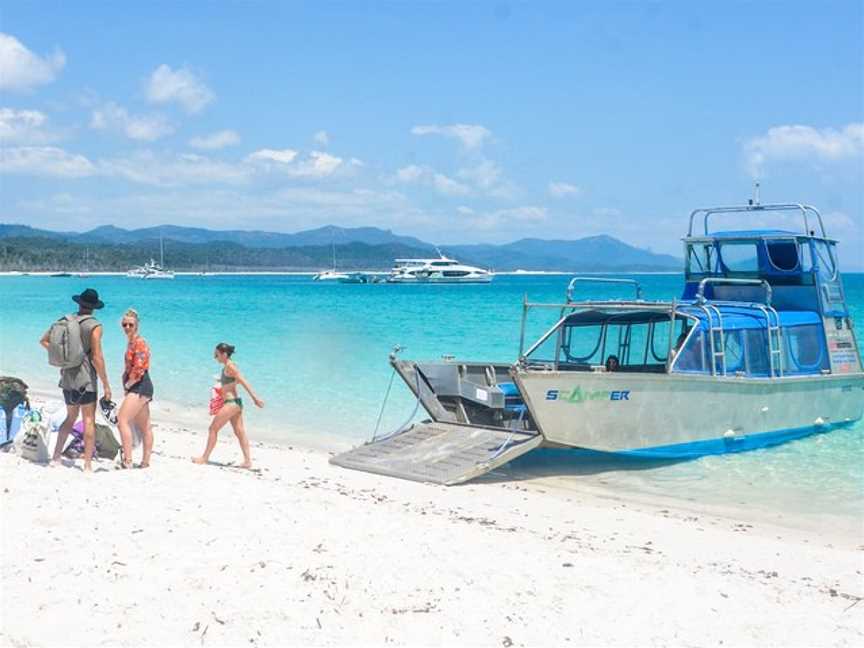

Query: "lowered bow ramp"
<box><xmin>330</xmin><ymin>422</ymin><xmax>543</xmax><ymax>485</ymax></box>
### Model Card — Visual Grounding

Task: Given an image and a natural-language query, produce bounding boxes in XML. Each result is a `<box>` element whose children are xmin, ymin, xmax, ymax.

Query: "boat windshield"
<box><xmin>525</xmin><ymin>311</ymin><xmax>690</xmax><ymax>373</ymax></box>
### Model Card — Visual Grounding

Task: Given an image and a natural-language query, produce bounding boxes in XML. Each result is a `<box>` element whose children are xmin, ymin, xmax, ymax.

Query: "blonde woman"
<box><xmin>193</xmin><ymin>342</ymin><xmax>263</xmax><ymax>469</ymax></box>
<box><xmin>118</xmin><ymin>309</ymin><xmax>154</xmax><ymax>468</ymax></box>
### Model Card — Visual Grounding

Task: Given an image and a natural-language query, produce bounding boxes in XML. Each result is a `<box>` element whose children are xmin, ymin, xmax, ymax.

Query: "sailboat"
<box><xmin>312</xmin><ymin>229</ymin><xmax>350</xmax><ymax>281</ymax></box>
<box><xmin>127</xmin><ymin>235</ymin><xmax>175</xmax><ymax>279</ymax></box>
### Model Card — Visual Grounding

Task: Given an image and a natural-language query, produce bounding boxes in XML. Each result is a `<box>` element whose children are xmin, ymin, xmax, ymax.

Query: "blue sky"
<box><xmin>1</xmin><ymin>1</ymin><xmax>862</xmax><ymax>264</ymax></box>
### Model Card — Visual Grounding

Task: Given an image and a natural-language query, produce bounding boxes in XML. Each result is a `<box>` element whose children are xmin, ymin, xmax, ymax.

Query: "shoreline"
<box><xmin>13</xmin><ymin>384</ymin><xmax>864</xmax><ymax>542</ymax></box>
<box><xmin>2</xmin><ymin>393</ymin><xmax>862</xmax><ymax>646</ymax></box>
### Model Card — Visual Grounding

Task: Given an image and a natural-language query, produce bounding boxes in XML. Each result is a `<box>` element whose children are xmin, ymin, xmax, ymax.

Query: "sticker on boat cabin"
<box><xmin>545</xmin><ymin>386</ymin><xmax>630</xmax><ymax>404</ymax></box>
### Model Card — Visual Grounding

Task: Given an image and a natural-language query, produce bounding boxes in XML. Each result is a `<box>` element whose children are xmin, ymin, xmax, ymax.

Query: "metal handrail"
<box><xmin>566</xmin><ymin>277</ymin><xmax>643</xmax><ymax>302</ymax></box>
<box><xmin>687</xmin><ymin>203</ymin><xmax>826</xmax><ymax>238</ymax></box>
<box><xmin>696</xmin><ymin>277</ymin><xmax>772</xmax><ymax>306</ymax></box>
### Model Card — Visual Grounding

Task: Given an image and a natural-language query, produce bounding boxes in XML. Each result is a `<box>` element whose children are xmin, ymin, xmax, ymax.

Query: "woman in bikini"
<box><xmin>192</xmin><ymin>342</ymin><xmax>264</xmax><ymax>469</ymax></box>
<box><xmin>118</xmin><ymin>308</ymin><xmax>154</xmax><ymax>468</ymax></box>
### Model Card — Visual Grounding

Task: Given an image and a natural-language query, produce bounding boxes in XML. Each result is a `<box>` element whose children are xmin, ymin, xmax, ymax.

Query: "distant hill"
<box><xmin>447</xmin><ymin>235</ymin><xmax>680</xmax><ymax>272</ymax></box>
<box><xmin>0</xmin><ymin>222</ymin><xmax>682</xmax><ymax>272</ymax></box>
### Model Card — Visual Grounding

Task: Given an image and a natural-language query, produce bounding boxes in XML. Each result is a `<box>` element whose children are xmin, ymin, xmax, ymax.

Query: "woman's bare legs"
<box><xmin>229</xmin><ymin>410</ymin><xmax>252</xmax><ymax>469</ymax></box>
<box><xmin>192</xmin><ymin>404</ymin><xmax>241</xmax><ymax>464</ymax></box>
<box><xmin>132</xmin><ymin>401</ymin><xmax>153</xmax><ymax>467</ymax></box>
<box><xmin>117</xmin><ymin>393</ymin><xmax>147</xmax><ymax>468</ymax></box>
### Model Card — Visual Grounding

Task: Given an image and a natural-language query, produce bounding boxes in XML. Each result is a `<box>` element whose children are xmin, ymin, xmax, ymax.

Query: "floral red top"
<box><xmin>124</xmin><ymin>336</ymin><xmax>150</xmax><ymax>385</ymax></box>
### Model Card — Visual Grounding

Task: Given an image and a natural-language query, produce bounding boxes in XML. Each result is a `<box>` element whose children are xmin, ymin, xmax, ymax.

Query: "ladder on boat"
<box><xmin>329</xmin><ymin>421</ymin><xmax>543</xmax><ymax>486</ymax></box>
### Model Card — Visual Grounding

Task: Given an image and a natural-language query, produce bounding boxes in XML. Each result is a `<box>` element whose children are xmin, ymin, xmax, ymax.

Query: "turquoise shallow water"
<box><xmin>1</xmin><ymin>273</ymin><xmax>862</xmax><ymax>521</ymax></box>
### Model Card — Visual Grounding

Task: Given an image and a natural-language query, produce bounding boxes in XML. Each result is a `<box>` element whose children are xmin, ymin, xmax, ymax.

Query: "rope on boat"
<box><xmin>370</xmin><ymin>365</ymin><xmax>423</xmax><ymax>444</ymax></box>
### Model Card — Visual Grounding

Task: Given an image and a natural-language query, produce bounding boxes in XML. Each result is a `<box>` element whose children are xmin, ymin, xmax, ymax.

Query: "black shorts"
<box><xmin>125</xmin><ymin>371</ymin><xmax>154</xmax><ymax>401</ymax></box>
<box><xmin>63</xmin><ymin>389</ymin><xmax>97</xmax><ymax>406</ymax></box>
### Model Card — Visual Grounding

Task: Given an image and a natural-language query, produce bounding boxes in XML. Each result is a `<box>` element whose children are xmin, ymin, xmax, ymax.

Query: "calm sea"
<box><xmin>2</xmin><ymin>273</ymin><xmax>862</xmax><ymax>522</ymax></box>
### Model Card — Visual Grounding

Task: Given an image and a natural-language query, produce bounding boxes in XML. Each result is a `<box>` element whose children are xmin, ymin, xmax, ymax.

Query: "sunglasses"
<box><xmin>121</xmin><ymin>322</ymin><xmax>135</xmax><ymax>329</ymax></box>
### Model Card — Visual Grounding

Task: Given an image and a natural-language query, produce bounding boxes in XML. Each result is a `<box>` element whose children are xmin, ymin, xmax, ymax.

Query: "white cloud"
<box><xmin>456</xmin><ymin>205</ymin><xmax>475</xmax><ymax>215</ymax></box>
<box><xmin>188</xmin><ymin>129</ymin><xmax>240</xmax><ymax>150</ymax></box>
<box><xmin>246</xmin><ymin>148</ymin><xmax>299</xmax><ymax>165</ymax></box>
<box><xmin>392</xmin><ymin>164</ymin><xmax>470</xmax><ymax>196</ymax></box>
<box><xmin>90</xmin><ymin>102</ymin><xmax>173</xmax><ymax>141</ymax></box>
<box><xmin>548</xmin><ymin>181</ymin><xmax>581</xmax><ymax>198</ymax></box>
<box><xmin>411</xmin><ymin>123</ymin><xmax>492</xmax><ymax>150</ymax></box>
<box><xmin>458</xmin><ymin>160</ymin><xmax>502</xmax><ymax>189</ymax></box>
<box><xmin>0</xmin><ymin>33</ymin><xmax>65</xmax><ymax>91</ymax></box>
<box><xmin>744</xmin><ymin>123</ymin><xmax>864</xmax><ymax>177</ymax></box>
<box><xmin>101</xmin><ymin>151</ymin><xmax>252</xmax><ymax>187</ymax></box>
<box><xmin>432</xmin><ymin>173</ymin><xmax>470</xmax><ymax>196</ymax></box>
<box><xmin>292</xmin><ymin>151</ymin><xmax>343</xmax><ymax>178</ymax></box>
<box><xmin>313</xmin><ymin>130</ymin><xmax>329</xmax><ymax>146</ymax></box>
<box><xmin>246</xmin><ymin>149</ymin><xmax>347</xmax><ymax>178</ymax></box>
<box><xmin>394</xmin><ymin>164</ymin><xmax>424</xmax><ymax>183</ymax></box>
<box><xmin>145</xmin><ymin>64</ymin><xmax>214</xmax><ymax>114</ymax></box>
<box><xmin>0</xmin><ymin>107</ymin><xmax>54</xmax><ymax>143</ymax></box>
<box><xmin>0</xmin><ymin>146</ymin><xmax>95</xmax><ymax>177</ymax></box>
<box><xmin>460</xmin><ymin>205</ymin><xmax>548</xmax><ymax>230</ymax></box>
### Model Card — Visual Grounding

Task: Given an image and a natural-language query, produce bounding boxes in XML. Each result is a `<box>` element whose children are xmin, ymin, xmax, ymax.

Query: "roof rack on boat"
<box><xmin>565</xmin><ymin>276</ymin><xmax>643</xmax><ymax>302</ymax></box>
<box><xmin>687</xmin><ymin>203</ymin><xmax>826</xmax><ymax>239</ymax></box>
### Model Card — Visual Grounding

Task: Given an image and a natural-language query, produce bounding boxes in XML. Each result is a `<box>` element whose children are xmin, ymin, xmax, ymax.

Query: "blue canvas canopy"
<box><xmin>678</xmin><ymin>306</ymin><xmax>821</xmax><ymax>332</ymax></box>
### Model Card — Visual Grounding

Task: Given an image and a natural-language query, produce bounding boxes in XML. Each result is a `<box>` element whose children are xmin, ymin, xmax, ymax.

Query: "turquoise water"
<box><xmin>1</xmin><ymin>273</ymin><xmax>862</xmax><ymax>520</ymax></box>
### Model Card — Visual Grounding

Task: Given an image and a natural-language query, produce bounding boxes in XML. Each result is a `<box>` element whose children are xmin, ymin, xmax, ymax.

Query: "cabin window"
<box><xmin>723</xmin><ymin>330</ymin><xmax>745</xmax><ymax>373</ymax></box>
<box><xmin>719</xmin><ymin>242</ymin><xmax>759</xmax><ymax>272</ymax></box>
<box><xmin>672</xmin><ymin>329</ymin><xmax>708</xmax><ymax>373</ymax></box>
<box><xmin>687</xmin><ymin>244</ymin><xmax>717</xmax><ymax>274</ymax></box>
<box><xmin>766</xmin><ymin>240</ymin><xmax>800</xmax><ymax>272</ymax></box>
<box><xmin>812</xmin><ymin>241</ymin><xmax>837</xmax><ymax>282</ymax></box>
<box><xmin>559</xmin><ymin>325</ymin><xmax>605</xmax><ymax>366</ymax></box>
<box><xmin>783</xmin><ymin>324</ymin><xmax>828</xmax><ymax>375</ymax></box>
<box><xmin>744</xmin><ymin>329</ymin><xmax>772</xmax><ymax>376</ymax></box>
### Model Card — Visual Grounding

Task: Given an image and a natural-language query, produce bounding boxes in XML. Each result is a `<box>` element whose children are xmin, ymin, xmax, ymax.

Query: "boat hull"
<box><xmin>514</xmin><ymin>369</ymin><xmax>864</xmax><ymax>456</ymax></box>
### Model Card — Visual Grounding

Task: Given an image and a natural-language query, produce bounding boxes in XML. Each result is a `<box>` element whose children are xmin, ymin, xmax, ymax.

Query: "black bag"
<box><xmin>0</xmin><ymin>376</ymin><xmax>29</xmax><ymax>439</ymax></box>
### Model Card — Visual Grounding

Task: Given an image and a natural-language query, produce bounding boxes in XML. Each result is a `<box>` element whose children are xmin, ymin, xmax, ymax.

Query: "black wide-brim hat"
<box><xmin>72</xmin><ymin>288</ymin><xmax>104</xmax><ymax>310</ymax></box>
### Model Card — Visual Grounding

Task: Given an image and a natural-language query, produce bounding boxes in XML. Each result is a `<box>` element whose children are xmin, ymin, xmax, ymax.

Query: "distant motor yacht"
<box><xmin>127</xmin><ymin>236</ymin><xmax>175</xmax><ymax>279</ymax></box>
<box><xmin>386</xmin><ymin>256</ymin><xmax>493</xmax><ymax>284</ymax></box>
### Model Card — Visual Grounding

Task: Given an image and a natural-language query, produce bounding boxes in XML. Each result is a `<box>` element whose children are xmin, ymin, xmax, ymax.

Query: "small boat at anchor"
<box><xmin>332</xmin><ymin>200</ymin><xmax>864</xmax><ymax>485</ymax></box>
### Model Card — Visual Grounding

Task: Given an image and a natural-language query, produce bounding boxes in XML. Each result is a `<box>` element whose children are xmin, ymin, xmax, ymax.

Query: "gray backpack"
<box><xmin>46</xmin><ymin>314</ymin><xmax>92</xmax><ymax>369</ymax></box>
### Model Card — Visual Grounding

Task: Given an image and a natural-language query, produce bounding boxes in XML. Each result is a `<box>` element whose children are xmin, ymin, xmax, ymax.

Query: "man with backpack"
<box><xmin>39</xmin><ymin>288</ymin><xmax>112</xmax><ymax>472</ymax></box>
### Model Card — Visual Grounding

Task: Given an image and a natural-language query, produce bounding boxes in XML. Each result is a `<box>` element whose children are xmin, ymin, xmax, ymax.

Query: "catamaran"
<box><xmin>332</xmin><ymin>200</ymin><xmax>864</xmax><ymax>485</ymax></box>
<box><xmin>386</xmin><ymin>255</ymin><xmax>493</xmax><ymax>284</ymax></box>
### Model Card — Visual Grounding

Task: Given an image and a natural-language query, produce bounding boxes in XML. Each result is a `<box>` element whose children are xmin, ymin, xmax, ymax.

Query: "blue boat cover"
<box><xmin>678</xmin><ymin>305</ymin><xmax>821</xmax><ymax>331</ymax></box>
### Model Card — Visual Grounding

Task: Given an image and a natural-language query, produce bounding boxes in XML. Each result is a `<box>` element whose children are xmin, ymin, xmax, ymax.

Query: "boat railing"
<box><xmin>696</xmin><ymin>277</ymin><xmax>773</xmax><ymax>306</ymax></box>
<box><xmin>687</xmin><ymin>203</ymin><xmax>826</xmax><ymax>238</ymax></box>
<box><xmin>566</xmin><ymin>277</ymin><xmax>643</xmax><ymax>302</ymax></box>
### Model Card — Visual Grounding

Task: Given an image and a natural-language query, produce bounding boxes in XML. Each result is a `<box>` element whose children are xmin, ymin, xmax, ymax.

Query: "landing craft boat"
<box><xmin>332</xmin><ymin>201</ymin><xmax>864</xmax><ymax>485</ymax></box>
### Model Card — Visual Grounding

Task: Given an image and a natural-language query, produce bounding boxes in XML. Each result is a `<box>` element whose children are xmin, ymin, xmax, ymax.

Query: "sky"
<box><xmin>1</xmin><ymin>1</ymin><xmax>862</xmax><ymax>264</ymax></box>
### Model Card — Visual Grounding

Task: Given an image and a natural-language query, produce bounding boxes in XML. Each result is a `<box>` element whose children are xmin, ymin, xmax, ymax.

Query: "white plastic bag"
<box><xmin>18</xmin><ymin>410</ymin><xmax>52</xmax><ymax>463</ymax></box>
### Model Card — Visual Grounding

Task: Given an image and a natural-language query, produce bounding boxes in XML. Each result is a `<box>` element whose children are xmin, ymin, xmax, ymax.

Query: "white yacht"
<box><xmin>127</xmin><ymin>236</ymin><xmax>175</xmax><ymax>279</ymax></box>
<box><xmin>313</xmin><ymin>269</ymin><xmax>352</xmax><ymax>281</ymax></box>
<box><xmin>387</xmin><ymin>256</ymin><xmax>493</xmax><ymax>284</ymax></box>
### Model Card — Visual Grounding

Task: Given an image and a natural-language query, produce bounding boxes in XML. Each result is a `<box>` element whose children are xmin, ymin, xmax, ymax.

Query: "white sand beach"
<box><xmin>1</xmin><ymin>394</ymin><xmax>862</xmax><ymax>648</ymax></box>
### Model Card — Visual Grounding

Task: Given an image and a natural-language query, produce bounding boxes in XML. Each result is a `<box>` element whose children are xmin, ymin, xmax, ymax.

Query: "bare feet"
<box><xmin>191</xmin><ymin>456</ymin><xmax>208</xmax><ymax>465</ymax></box>
<box><xmin>239</xmin><ymin>460</ymin><xmax>252</xmax><ymax>470</ymax></box>
<box><xmin>50</xmin><ymin>456</ymin><xmax>63</xmax><ymax>467</ymax></box>
<box><xmin>138</xmin><ymin>462</ymin><xmax>150</xmax><ymax>469</ymax></box>
<box><xmin>83</xmin><ymin>462</ymin><xmax>93</xmax><ymax>473</ymax></box>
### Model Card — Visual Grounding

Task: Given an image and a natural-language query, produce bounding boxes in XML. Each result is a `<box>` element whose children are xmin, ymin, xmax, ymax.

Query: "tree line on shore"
<box><xmin>0</xmin><ymin>237</ymin><xmax>427</xmax><ymax>272</ymax></box>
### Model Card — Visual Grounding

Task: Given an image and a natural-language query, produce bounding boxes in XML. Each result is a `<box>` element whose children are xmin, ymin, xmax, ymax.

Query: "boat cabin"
<box><xmin>520</xmin><ymin>203</ymin><xmax>861</xmax><ymax>378</ymax></box>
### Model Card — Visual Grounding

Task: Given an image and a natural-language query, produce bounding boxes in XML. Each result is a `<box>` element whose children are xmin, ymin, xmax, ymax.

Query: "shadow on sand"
<box><xmin>475</xmin><ymin>447</ymin><xmax>693</xmax><ymax>484</ymax></box>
